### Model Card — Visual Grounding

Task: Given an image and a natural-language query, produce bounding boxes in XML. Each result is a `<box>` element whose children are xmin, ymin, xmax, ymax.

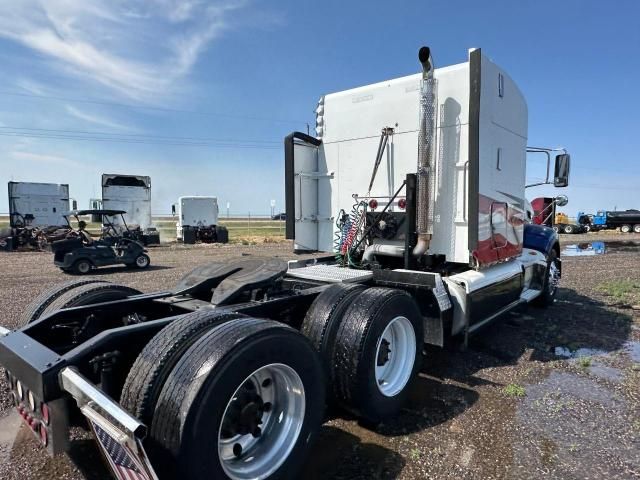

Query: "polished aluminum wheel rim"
<box><xmin>548</xmin><ymin>260</ymin><xmax>560</xmax><ymax>294</ymax></box>
<box><xmin>218</xmin><ymin>363</ymin><xmax>305</xmax><ymax>480</ymax></box>
<box><xmin>375</xmin><ymin>316</ymin><xmax>416</xmax><ymax>397</ymax></box>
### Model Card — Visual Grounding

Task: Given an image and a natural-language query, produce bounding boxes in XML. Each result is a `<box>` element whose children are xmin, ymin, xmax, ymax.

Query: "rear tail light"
<box><xmin>368</xmin><ymin>199</ymin><xmax>378</xmax><ymax>210</ymax></box>
<box><xmin>39</xmin><ymin>426</ymin><xmax>48</xmax><ymax>447</ymax></box>
<box><xmin>398</xmin><ymin>198</ymin><xmax>407</xmax><ymax>209</ymax></box>
<box><xmin>41</xmin><ymin>403</ymin><xmax>50</xmax><ymax>425</ymax></box>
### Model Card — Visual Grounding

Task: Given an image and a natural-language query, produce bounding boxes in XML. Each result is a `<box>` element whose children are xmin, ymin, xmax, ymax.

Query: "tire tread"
<box><xmin>19</xmin><ymin>279</ymin><xmax>108</xmax><ymax>325</ymax></box>
<box><xmin>120</xmin><ymin>310</ymin><xmax>246</xmax><ymax>424</ymax></box>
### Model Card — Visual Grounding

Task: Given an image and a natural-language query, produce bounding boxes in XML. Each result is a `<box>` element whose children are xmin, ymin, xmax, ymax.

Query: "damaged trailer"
<box><xmin>1</xmin><ymin>182</ymin><xmax>73</xmax><ymax>251</ymax></box>
<box><xmin>0</xmin><ymin>46</ymin><xmax>569</xmax><ymax>480</ymax></box>
<box><xmin>101</xmin><ymin>174</ymin><xmax>160</xmax><ymax>246</ymax></box>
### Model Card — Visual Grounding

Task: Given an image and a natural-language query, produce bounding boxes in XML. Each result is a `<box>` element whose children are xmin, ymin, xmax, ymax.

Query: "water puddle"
<box><xmin>589</xmin><ymin>364</ymin><xmax>623</xmax><ymax>383</ymax></box>
<box><xmin>554</xmin><ymin>346</ymin><xmax>606</xmax><ymax>358</ymax></box>
<box><xmin>513</xmin><ymin>371</ymin><xmax>640</xmax><ymax>477</ymax></box>
<box><xmin>624</xmin><ymin>340</ymin><xmax>640</xmax><ymax>362</ymax></box>
<box><xmin>561</xmin><ymin>240</ymin><xmax>640</xmax><ymax>256</ymax></box>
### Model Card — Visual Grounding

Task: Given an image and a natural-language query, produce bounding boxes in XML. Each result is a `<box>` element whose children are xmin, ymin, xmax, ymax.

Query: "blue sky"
<box><xmin>0</xmin><ymin>0</ymin><xmax>638</xmax><ymax>216</ymax></box>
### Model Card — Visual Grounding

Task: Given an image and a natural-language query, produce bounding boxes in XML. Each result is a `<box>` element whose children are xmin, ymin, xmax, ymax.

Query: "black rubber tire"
<box><xmin>120</xmin><ymin>310</ymin><xmax>247</xmax><ymax>426</ymax></box>
<box><xmin>71</xmin><ymin>259</ymin><xmax>93</xmax><ymax>275</ymax></box>
<box><xmin>621</xmin><ymin>224</ymin><xmax>632</xmax><ymax>233</ymax></box>
<box><xmin>563</xmin><ymin>225</ymin><xmax>574</xmax><ymax>234</ymax></box>
<box><xmin>533</xmin><ymin>249</ymin><xmax>559</xmax><ymax>308</ymax></box>
<box><xmin>148</xmin><ymin>317</ymin><xmax>325</xmax><ymax>480</ymax></box>
<box><xmin>42</xmin><ymin>282</ymin><xmax>142</xmax><ymax>317</ymax></box>
<box><xmin>634</xmin><ymin>225</ymin><xmax>640</xmax><ymax>234</ymax></box>
<box><xmin>133</xmin><ymin>253</ymin><xmax>150</xmax><ymax>269</ymax></box>
<box><xmin>216</xmin><ymin>226</ymin><xmax>229</xmax><ymax>244</ymax></box>
<box><xmin>19</xmin><ymin>279</ymin><xmax>108</xmax><ymax>326</ymax></box>
<box><xmin>300</xmin><ymin>283</ymin><xmax>365</xmax><ymax>402</ymax></box>
<box><xmin>330</xmin><ymin>287</ymin><xmax>423</xmax><ymax>423</ymax></box>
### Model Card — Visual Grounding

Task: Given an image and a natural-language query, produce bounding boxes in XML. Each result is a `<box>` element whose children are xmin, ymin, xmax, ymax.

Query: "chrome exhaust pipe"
<box><xmin>413</xmin><ymin>46</ymin><xmax>437</xmax><ymax>257</ymax></box>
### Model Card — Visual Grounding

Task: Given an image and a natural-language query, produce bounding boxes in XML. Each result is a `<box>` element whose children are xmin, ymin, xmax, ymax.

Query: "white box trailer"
<box><xmin>101</xmin><ymin>174</ymin><xmax>152</xmax><ymax>229</ymax></box>
<box><xmin>0</xmin><ymin>46</ymin><xmax>571</xmax><ymax>480</ymax></box>
<box><xmin>174</xmin><ymin>196</ymin><xmax>228</xmax><ymax>243</ymax></box>
<box><xmin>8</xmin><ymin>181</ymin><xmax>70</xmax><ymax>227</ymax></box>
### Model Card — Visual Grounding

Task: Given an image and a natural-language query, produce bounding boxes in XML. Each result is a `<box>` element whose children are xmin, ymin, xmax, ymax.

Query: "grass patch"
<box><xmin>409</xmin><ymin>448</ymin><xmax>421</xmax><ymax>460</ymax></box>
<box><xmin>503</xmin><ymin>383</ymin><xmax>526</xmax><ymax>397</ymax></box>
<box><xmin>577</xmin><ymin>356</ymin><xmax>592</xmax><ymax>368</ymax></box>
<box><xmin>597</xmin><ymin>279</ymin><xmax>640</xmax><ymax>304</ymax></box>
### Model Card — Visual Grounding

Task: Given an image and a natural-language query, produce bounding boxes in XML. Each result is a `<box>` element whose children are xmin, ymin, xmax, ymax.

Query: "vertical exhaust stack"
<box><xmin>413</xmin><ymin>46</ymin><xmax>437</xmax><ymax>257</ymax></box>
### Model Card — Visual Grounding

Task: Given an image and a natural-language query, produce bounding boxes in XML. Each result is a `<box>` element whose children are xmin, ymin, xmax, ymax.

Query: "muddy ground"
<box><xmin>0</xmin><ymin>234</ymin><xmax>639</xmax><ymax>479</ymax></box>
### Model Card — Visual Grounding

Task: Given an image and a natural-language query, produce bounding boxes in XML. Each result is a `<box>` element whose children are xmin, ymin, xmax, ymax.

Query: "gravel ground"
<box><xmin>1</xmin><ymin>235</ymin><xmax>639</xmax><ymax>479</ymax></box>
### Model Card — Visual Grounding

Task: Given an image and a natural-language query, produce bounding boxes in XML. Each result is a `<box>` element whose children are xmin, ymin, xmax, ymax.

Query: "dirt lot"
<box><xmin>1</xmin><ymin>234</ymin><xmax>639</xmax><ymax>479</ymax></box>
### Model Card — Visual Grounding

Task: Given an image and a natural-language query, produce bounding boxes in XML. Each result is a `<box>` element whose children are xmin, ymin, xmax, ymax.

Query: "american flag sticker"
<box><xmin>91</xmin><ymin>421</ymin><xmax>150</xmax><ymax>480</ymax></box>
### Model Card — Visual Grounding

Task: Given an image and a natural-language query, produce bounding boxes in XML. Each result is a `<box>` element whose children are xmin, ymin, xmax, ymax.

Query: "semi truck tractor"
<box><xmin>0</xmin><ymin>46</ymin><xmax>570</xmax><ymax>480</ymax></box>
<box><xmin>577</xmin><ymin>209</ymin><xmax>640</xmax><ymax>233</ymax></box>
<box><xmin>2</xmin><ymin>182</ymin><xmax>73</xmax><ymax>250</ymax></box>
<box><xmin>529</xmin><ymin>196</ymin><xmax>585</xmax><ymax>234</ymax></box>
<box><xmin>102</xmin><ymin>174</ymin><xmax>160</xmax><ymax>245</ymax></box>
<box><xmin>8</xmin><ymin>181</ymin><xmax>70</xmax><ymax>227</ymax></box>
<box><xmin>173</xmin><ymin>196</ymin><xmax>229</xmax><ymax>244</ymax></box>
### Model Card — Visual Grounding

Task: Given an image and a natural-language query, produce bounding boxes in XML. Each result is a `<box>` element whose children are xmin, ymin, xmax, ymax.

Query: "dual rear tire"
<box><xmin>120</xmin><ymin>284</ymin><xmax>422</xmax><ymax>479</ymax></box>
<box><xmin>301</xmin><ymin>285</ymin><xmax>423</xmax><ymax>423</ymax></box>
<box><xmin>121</xmin><ymin>313</ymin><xmax>325</xmax><ymax>480</ymax></box>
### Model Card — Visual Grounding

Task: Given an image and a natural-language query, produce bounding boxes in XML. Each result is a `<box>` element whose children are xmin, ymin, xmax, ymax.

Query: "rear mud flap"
<box><xmin>60</xmin><ymin>368</ymin><xmax>158</xmax><ymax>480</ymax></box>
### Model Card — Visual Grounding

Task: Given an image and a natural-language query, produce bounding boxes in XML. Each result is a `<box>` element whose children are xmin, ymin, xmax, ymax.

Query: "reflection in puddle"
<box><xmin>562</xmin><ymin>240</ymin><xmax>640</xmax><ymax>256</ymax></box>
<box><xmin>554</xmin><ymin>346</ymin><xmax>606</xmax><ymax>358</ymax></box>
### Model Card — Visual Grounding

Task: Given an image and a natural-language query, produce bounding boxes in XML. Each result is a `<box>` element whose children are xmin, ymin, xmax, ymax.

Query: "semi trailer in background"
<box><xmin>101</xmin><ymin>174</ymin><xmax>159</xmax><ymax>245</ymax></box>
<box><xmin>1</xmin><ymin>182</ymin><xmax>74</xmax><ymax>251</ymax></box>
<box><xmin>0</xmin><ymin>46</ymin><xmax>570</xmax><ymax>480</ymax></box>
<box><xmin>8</xmin><ymin>181</ymin><xmax>71</xmax><ymax>227</ymax></box>
<box><xmin>577</xmin><ymin>209</ymin><xmax>640</xmax><ymax>233</ymax></box>
<box><xmin>173</xmin><ymin>196</ymin><xmax>228</xmax><ymax>244</ymax></box>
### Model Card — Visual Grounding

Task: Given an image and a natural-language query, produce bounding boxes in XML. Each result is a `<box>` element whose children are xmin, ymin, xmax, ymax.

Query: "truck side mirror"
<box><xmin>554</xmin><ymin>195</ymin><xmax>569</xmax><ymax>207</ymax></box>
<box><xmin>72</xmin><ymin>200</ymin><xmax>78</xmax><ymax>210</ymax></box>
<box><xmin>553</xmin><ymin>154</ymin><xmax>570</xmax><ymax>187</ymax></box>
<box><xmin>171</xmin><ymin>204</ymin><xmax>176</xmax><ymax>216</ymax></box>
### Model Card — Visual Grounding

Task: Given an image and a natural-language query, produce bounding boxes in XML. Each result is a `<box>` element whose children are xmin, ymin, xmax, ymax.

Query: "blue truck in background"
<box><xmin>577</xmin><ymin>209</ymin><xmax>640</xmax><ymax>233</ymax></box>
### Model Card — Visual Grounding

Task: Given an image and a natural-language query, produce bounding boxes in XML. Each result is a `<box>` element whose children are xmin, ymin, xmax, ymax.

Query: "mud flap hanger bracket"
<box><xmin>60</xmin><ymin>367</ymin><xmax>159</xmax><ymax>480</ymax></box>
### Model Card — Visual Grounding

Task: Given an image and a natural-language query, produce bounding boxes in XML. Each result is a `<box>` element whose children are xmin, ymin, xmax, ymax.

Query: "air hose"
<box><xmin>334</xmin><ymin>201</ymin><xmax>367</xmax><ymax>266</ymax></box>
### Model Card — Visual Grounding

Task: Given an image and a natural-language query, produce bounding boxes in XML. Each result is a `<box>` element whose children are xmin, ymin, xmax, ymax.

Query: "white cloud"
<box><xmin>0</xmin><ymin>0</ymin><xmax>247</xmax><ymax>101</ymax></box>
<box><xmin>10</xmin><ymin>150</ymin><xmax>86</xmax><ymax>169</ymax></box>
<box><xmin>65</xmin><ymin>105</ymin><xmax>134</xmax><ymax>131</ymax></box>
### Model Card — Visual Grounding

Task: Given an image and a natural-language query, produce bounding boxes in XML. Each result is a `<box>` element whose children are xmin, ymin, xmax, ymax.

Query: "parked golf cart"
<box><xmin>51</xmin><ymin>209</ymin><xmax>150</xmax><ymax>274</ymax></box>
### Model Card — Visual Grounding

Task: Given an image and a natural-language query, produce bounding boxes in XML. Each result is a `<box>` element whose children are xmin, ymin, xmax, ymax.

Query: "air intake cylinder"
<box><xmin>413</xmin><ymin>46</ymin><xmax>437</xmax><ymax>257</ymax></box>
